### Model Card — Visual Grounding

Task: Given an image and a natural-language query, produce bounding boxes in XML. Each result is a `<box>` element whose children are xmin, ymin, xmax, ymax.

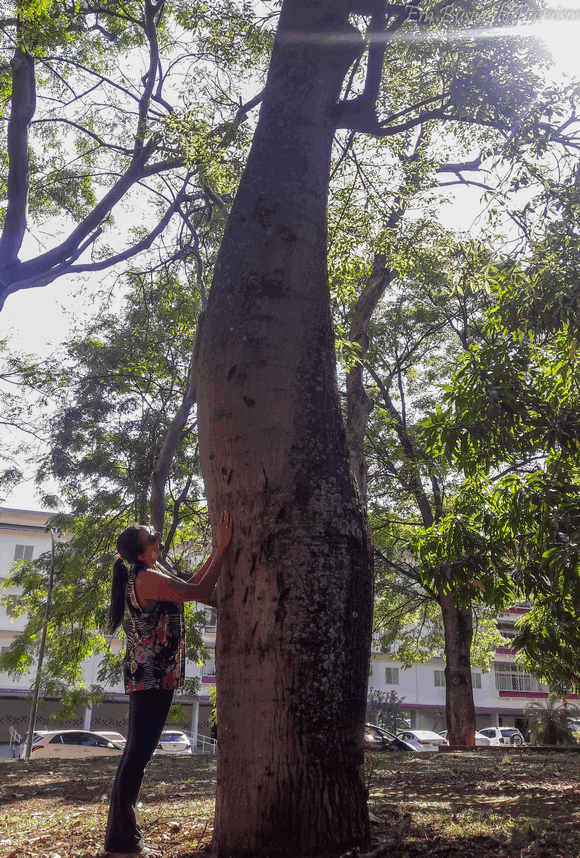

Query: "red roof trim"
<box><xmin>498</xmin><ymin>690</ymin><xmax>548</xmax><ymax>699</ymax></box>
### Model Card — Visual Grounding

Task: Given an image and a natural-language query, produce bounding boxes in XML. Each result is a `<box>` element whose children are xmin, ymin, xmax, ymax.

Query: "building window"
<box><xmin>14</xmin><ymin>544</ymin><xmax>34</xmax><ymax>561</ymax></box>
<box><xmin>434</xmin><ymin>670</ymin><xmax>446</xmax><ymax>687</ymax></box>
<box><xmin>204</xmin><ymin>606</ymin><xmax>217</xmax><ymax>628</ymax></box>
<box><xmin>202</xmin><ymin>647</ymin><xmax>216</xmax><ymax>677</ymax></box>
<box><xmin>385</xmin><ymin>667</ymin><xmax>399</xmax><ymax>685</ymax></box>
<box><xmin>472</xmin><ymin>673</ymin><xmax>482</xmax><ymax>689</ymax></box>
<box><xmin>0</xmin><ymin>646</ymin><xmax>10</xmax><ymax>674</ymax></box>
<box><xmin>494</xmin><ymin>663</ymin><xmax>541</xmax><ymax>693</ymax></box>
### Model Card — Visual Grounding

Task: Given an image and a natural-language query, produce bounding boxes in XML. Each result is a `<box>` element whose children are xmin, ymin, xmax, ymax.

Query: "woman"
<box><xmin>104</xmin><ymin>512</ymin><xmax>233</xmax><ymax>858</ymax></box>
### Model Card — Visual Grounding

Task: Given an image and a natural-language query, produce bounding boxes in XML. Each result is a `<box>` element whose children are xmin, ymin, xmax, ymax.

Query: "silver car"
<box><xmin>438</xmin><ymin>730</ymin><xmax>491</xmax><ymax>746</ymax></box>
<box><xmin>396</xmin><ymin>729</ymin><xmax>449</xmax><ymax>752</ymax></box>
<box><xmin>478</xmin><ymin>726</ymin><xmax>525</xmax><ymax>746</ymax></box>
<box><xmin>154</xmin><ymin>729</ymin><xmax>192</xmax><ymax>755</ymax></box>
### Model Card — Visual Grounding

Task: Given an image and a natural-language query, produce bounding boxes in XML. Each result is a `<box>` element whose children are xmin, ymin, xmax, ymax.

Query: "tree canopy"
<box><xmin>0</xmin><ymin>270</ymin><xmax>212</xmax><ymax>709</ymax></box>
<box><xmin>0</xmin><ymin>0</ymin><xmax>269</xmax><ymax>309</ymax></box>
<box><xmin>415</xmin><ymin>160</ymin><xmax>580</xmax><ymax>691</ymax></box>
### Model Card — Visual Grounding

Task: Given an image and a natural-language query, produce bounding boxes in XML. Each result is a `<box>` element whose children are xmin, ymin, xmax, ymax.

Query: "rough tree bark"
<box><xmin>440</xmin><ymin>593</ymin><xmax>476</xmax><ymax>746</ymax></box>
<box><xmin>196</xmin><ymin>2</ymin><xmax>374</xmax><ymax>856</ymax></box>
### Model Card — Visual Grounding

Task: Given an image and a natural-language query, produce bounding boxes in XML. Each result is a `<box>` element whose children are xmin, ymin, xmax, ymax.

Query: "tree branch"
<box><xmin>333</xmin><ymin>2</ymin><xmax>426</xmax><ymax>132</ymax></box>
<box><xmin>32</xmin><ymin>116</ymin><xmax>135</xmax><ymax>156</ymax></box>
<box><xmin>135</xmin><ymin>0</ymin><xmax>164</xmax><ymax>155</ymax></box>
<box><xmin>7</xmin><ymin>174</ymin><xmax>193</xmax><ymax>296</ymax></box>
<box><xmin>235</xmin><ymin>88</ymin><xmax>266</xmax><ymax>125</ymax></box>
<box><xmin>367</xmin><ymin>363</ymin><xmax>434</xmax><ymax>527</ymax></box>
<box><xmin>150</xmin><ymin>312</ymin><xmax>204</xmax><ymax>532</ymax></box>
<box><xmin>346</xmin><ymin>255</ymin><xmax>397</xmax><ymax>501</ymax></box>
<box><xmin>0</xmin><ymin>46</ymin><xmax>36</xmax><ymax>268</ymax></box>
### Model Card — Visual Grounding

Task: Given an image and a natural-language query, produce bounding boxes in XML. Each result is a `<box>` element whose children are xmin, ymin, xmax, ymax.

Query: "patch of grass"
<box><xmin>366</xmin><ymin>749</ymin><xmax>580</xmax><ymax>856</ymax></box>
<box><xmin>0</xmin><ymin>755</ymin><xmax>216</xmax><ymax>858</ymax></box>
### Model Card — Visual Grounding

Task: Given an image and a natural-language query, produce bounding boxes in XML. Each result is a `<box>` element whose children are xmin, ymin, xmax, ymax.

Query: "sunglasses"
<box><xmin>145</xmin><ymin>528</ymin><xmax>162</xmax><ymax>546</ymax></box>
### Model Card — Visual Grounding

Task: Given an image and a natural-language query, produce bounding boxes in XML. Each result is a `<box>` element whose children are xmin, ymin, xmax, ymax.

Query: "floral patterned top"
<box><xmin>123</xmin><ymin>564</ymin><xmax>185</xmax><ymax>694</ymax></box>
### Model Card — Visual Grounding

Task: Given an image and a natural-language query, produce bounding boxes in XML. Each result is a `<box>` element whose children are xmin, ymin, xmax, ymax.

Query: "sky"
<box><xmin>1</xmin><ymin>1</ymin><xmax>579</xmax><ymax>513</ymax></box>
<box><xmin>1</xmin><ymin>275</ymin><xmax>97</xmax><ymax>511</ymax></box>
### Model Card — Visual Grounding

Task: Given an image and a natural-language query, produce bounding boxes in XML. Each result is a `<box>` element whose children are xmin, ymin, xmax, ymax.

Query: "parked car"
<box><xmin>364</xmin><ymin>724</ymin><xmax>417</xmax><ymax>753</ymax></box>
<box><xmin>19</xmin><ymin>729</ymin><xmax>124</xmax><ymax>759</ymax></box>
<box><xmin>478</xmin><ymin>726</ymin><xmax>525</xmax><ymax>746</ymax></box>
<box><xmin>438</xmin><ymin>730</ymin><xmax>492</xmax><ymax>746</ymax></box>
<box><xmin>154</xmin><ymin>729</ymin><xmax>192</xmax><ymax>755</ymax></box>
<box><xmin>96</xmin><ymin>730</ymin><xmax>126</xmax><ymax>747</ymax></box>
<box><xmin>396</xmin><ymin>729</ymin><xmax>449</xmax><ymax>752</ymax></box>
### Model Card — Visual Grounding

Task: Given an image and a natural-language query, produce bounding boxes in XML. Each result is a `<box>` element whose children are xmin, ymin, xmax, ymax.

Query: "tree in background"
<box><xmin>525</xmin><ymin>697</ymin><xmax>580</xmax><ymax>746</ymax></box>
<box><xmin>328</xmin><ymin>146</ymin><xmax>517</xmax><ymax>745</ymax></box>
<box><xmin>0</xmin><ymin>271</ymin><xmax>211</xmax><ymax>711</ymax></box>
<box><xmin>342</xmin><ymin>224</ymin><xmax>500</xmax><ymax>746</ymax></box>
<box><xmin>417</xmin><ymin>154</ymin><xmax>580</xmax><ymax>695</ymax></box>
<box><xmin>366</xmin><ymin>687</ymin><xmax>407</xmax><ymax>733</ymax></box>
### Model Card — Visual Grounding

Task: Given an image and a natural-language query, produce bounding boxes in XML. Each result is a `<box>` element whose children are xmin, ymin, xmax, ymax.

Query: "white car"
<box><xmin>438</xmin><ymin>730</ymin><xmax>491</xmax><ymax>746</ymax></box>
<box><xmin>154</xmin><ymin>729</ymin><xmax>192</xmax><ymax>755</ymax></box>
<box><xmin>396</xmin><ymin>729</ymin><xmax>449</xmax><ymax>752</ymax></box>
<box><xmin>20</xmin><ymin>729</ymin><xmax>124</xmax><ymax>759</ymax></box>
<box><xmin>96</xmin><ymin>730</ymin><xmax>126</xmax><ymax>747</ymax></box>
<box><xmin>478</xmin><ymin>726</ymin><xmax>525</xmax><ymax>746</ymax></box>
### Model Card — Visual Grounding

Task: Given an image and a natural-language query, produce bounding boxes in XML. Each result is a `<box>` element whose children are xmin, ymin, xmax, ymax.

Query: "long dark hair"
<box><xmin>107</xmin><ymin>524</ymin><xmax>145</xmax><ymax>635</ymax></box>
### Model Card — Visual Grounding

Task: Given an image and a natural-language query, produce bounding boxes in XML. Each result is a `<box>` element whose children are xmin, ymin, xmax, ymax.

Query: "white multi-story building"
<box><xmin>0</xmin><ymin>506</ymin><xmax>216</xmax><ymax>745</ymax></box>
<box><xmin>369</xmin><ymin>608</ymin><xmax>572</xmax><ymax>734</ymax></box>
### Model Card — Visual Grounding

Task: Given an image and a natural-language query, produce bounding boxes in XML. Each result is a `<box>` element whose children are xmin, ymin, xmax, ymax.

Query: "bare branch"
<box><xmin>235</xmin><ymin>88</ymin><xmax>266</xmax><ymax>125</ymax></box>
<box><xmin>42</xmin><ymin>54</ymin><xmax>143</xmax><ymax>106</ymax></box>
<box><xmin>0</xmin><ymin>47</ymin><xmax>36</xmax><ymax>267</ymax></box>
<box><xmin>31</xmin><ymin>116</ymin><xmax>135</xmax><ymax>156</ymax></box>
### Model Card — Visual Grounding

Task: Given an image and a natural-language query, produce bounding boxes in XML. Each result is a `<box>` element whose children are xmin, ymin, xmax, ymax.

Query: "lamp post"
<box><xmin>23</xmin><ymin>529</ymin><xmax>56</xmax><ymax>760</ymax></box>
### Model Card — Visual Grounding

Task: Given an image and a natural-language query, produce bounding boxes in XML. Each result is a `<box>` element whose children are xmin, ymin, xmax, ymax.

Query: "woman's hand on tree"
<box><xmin>217</xmin><ymin>511</ymin><xmax>233</xmax><ymax>551</ymax></box>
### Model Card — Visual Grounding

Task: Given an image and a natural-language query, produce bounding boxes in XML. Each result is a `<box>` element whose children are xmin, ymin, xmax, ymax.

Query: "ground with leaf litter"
<box><xmin>1</xmin><ymin>749</ymin><xmax>580</xmax><ymax>858</ymax></box>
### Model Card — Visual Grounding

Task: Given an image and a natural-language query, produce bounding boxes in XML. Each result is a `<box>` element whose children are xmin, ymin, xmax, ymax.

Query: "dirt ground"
<box><xmin>1</xmin><ymin>749</ymin><xmax>580</xmax><ymax>858</ymax></box>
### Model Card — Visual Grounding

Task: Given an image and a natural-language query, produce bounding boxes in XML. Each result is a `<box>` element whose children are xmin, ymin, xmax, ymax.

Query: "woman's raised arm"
<box><xmin>135</xmin><ymin>512</ymin><xmax>233</xmax><ymax>607</ymax></box>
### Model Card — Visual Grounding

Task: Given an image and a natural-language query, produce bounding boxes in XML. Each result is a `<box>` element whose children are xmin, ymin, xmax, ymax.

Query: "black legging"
<box><xmin>104</xmin><ymin>688</ymin><xmax>174</xmax><ymax>854</ymax></box>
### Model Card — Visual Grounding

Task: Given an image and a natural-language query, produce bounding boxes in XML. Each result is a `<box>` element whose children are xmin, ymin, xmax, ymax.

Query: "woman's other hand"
<box><xmin>218</xmin><ymin>511</ymin><xmax>233</xmax><ymax>551</ymax></box>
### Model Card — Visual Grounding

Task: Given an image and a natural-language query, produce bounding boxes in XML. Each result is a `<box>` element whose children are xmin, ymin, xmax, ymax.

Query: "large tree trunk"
<box><xmin>440</xmin><ymin>591</ymin><xmax>476</xmax><ymax>746</ymax></box>
<box><xmin>196</xmin><ymin>2</ymin><xmax>373</xmax><ymax>857</ymax></box>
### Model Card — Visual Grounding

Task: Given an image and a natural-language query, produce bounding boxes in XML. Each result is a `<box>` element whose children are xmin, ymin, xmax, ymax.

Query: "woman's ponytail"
<box><xmin>108</xmin><ymin>557</ymin><xmax>129</xmax><ymax>635</ymax></box>
<box><xmin>107</xmin><ymin>523</ymin><xmax>144</xmax><ymax>635</ymax></box>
